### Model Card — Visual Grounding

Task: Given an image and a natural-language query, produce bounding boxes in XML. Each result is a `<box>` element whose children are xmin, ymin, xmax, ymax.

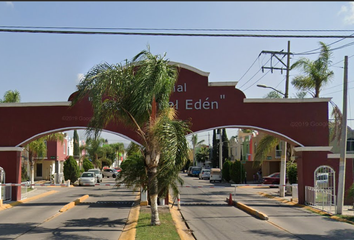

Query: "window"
<box><xmin>347</xmin><ymin>138</ymin><xmax>354</xmax><ymax>153</ymax></box>
<box><xmin>63</xmin><ymin>142</ymin><xmax>66</xmax><ymax>154</ymax></box>
<box><xmin>275</xmin><ymin>144</ymin><xmax>282</xmax><ymax>158</ymax></box>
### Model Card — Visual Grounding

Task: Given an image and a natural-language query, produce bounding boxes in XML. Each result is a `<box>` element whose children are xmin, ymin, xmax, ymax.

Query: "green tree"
<box><xmin>110</xmin><ymin>142</ymin><xmax>125</xmax><ymax>167</ymax></box>
<box><xmin>72</xmin><ymin>47</ymin><xmax>191</xmax><ymax>226</ymax></box>
<box><xmin>63</xmin><ymin>156</ymin><xmax>80</xmax><ymax>183</ymax></box>
<box><xmin>81</xmin><ymin>137</ymin><xmax>106</xmax><ymax>169</ymax></box>
<box><xmin>222</xmin><ymin>160</ymin><xmax>232</xmax><ymax>182</ymax></box>
<box><xmin>0</xmin><ymin>90</ymin><xmax>20</xmax><ymax>103</ymax></box>
<box><xmin>195</xmin><ymin>145</ymin><xmax>209</xmax><ymax>164</ymax></box>
<box><xmin>191</xmin><ymin>134</ymin><xmax>205</xmax><ymax>166</ymax></box>
<box><xmin>291</xmin><ymin>41</ymin><xmax>334</xmax><ymax>98</ymax></box>
<box><xmin>82</xmin><ymin>157</ymin><xmax>94</xmax><ymax>171</ymax></box>
<box><xmin>230</xmin><ymin>160</ymin><xmax>244</xmax><ymax>184</ymax></box>
<box><xmin>222</xmin><ymin>128</ymin><xmax>229</xmax><ymax>164</ymax></box>
<box><xmin>126</xmin><ymin>142</ymin><xmax>142</xmax><ymax>157</ymax></box>
<box><xmin>212</xmin><ymin>129</ymin><xmax>218</xmax><ymax>167</ymax></box>
<box><xmin>73</xmin><ymin>130</ymin><xmax>80</xmax><ymax>164</ymax></box>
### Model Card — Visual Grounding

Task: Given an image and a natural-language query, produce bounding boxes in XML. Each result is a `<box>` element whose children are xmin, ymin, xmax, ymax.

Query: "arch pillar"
<box><xmin>295</xmin><ymin>147</ymin><xmax>333</xmax><ymax>204</ymax></box>
<box><xmin>0</xmin><ymin>147</ymin><xmax>23</xmax><ymax>201</ymax></box>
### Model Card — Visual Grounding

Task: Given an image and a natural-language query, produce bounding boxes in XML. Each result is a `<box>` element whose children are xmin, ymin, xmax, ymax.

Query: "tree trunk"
<box><xmin>148</xmin><ymin>166</ymin><xmax>160</xmax><ymax>226</ymax></box>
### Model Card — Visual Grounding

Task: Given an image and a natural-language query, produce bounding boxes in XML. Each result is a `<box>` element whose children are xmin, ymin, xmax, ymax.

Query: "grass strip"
<box><xmin>135</xmin><ymin>211</ymin><xmax>180</xmax><ymax>240</ymax></box>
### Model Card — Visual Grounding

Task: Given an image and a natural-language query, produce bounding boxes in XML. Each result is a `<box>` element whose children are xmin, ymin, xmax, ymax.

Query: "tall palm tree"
<box><xmin>80</xmin><ymin>137</ymin><xmax>106</xmax><ymax>169</ymax></box>
<box><xmin>72</xmin><ymin>47</ymin><xmax>191</xmax><ymax>225</ymax></box>
<box><xmin>291</xmin><ymin>41</ymin><xmax>334</xmax><ymax>98</ymax></box>
<box><xmin>191</xmin><ymin>134</ymin><xmax>205</xmax><ymax>166</ymax></box>
<box><xmin>0</xmin><ymin>90</ymin><xmax>20</xmax><ymax>103</ymax></box>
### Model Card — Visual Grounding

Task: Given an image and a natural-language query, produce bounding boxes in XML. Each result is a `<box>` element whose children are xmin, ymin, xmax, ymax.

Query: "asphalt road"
<box><xmin>0</xmin><ymin>178</ymin><xmax>137</xmax><ymax>240</ymax></box>
<box><xmin>179</xmin><ymin>172</ymin><xmax>354</xmax><ymax>240</ymax></box>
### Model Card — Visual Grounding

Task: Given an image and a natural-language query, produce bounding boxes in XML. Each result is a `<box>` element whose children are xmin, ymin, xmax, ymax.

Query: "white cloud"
<box><xmin>339</xmin><ymin>2</ymin><xmax>354</xmax><ymax>25</ymax></box>
<box><xmin>76</xmin><ymin>73</ymin><xmax>84</xmax><ymax>83</ymax></box>
<box><xmin>5</xmin><ymin>2</ymin><xmax>14</xmax><ymax>8</ymax></box>
<box><xmin>338</xmin><ymin>5</ymin><xmax>348</xmax><ymax>15</ymax></box>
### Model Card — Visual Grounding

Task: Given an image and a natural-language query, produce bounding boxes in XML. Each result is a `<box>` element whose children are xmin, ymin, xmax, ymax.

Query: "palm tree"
<box><xmin>0</xmin><ymin>90</ymin><xmax>20</xmax><ymax>103</ymax></box>
<box><xmin>291</xmin><ymin>41</ymin><xmax>334</xmax><ymax>98</ymax></box>
<box><xmin>72</xmin><ymin>47</ymin><xmax>191</xmax><ymax>225</ymax></box>
<box><xmin>80</xmin><ymin>137</ymin><xmax>106</xmax><ymax>169</ymax></box>
<box><xmin>191</xmin><ymin>134</ymin><xmax>205</xmax><ymax>166</ymax></box>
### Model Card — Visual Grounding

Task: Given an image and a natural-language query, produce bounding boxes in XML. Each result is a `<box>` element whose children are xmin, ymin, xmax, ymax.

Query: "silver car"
<box><xmin>79</xmin><ymin>172</ymin><xmax>96</xmax><ymax>186</ymax></box>
<box><xmin>87</xmin><ymin>169</ymin><xmax>103</xmax><ymax>183</ymax></box>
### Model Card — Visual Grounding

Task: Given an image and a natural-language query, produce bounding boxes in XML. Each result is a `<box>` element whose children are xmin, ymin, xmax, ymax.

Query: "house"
<box><xmin>21</xmin><ymin>134</ymin><xmax>70</xmax><ymax>183</ymax></box>
<box><xmin>229</xmin><ymin>130</ymin><xmax>284</xmax><ymax>183</ymax></box>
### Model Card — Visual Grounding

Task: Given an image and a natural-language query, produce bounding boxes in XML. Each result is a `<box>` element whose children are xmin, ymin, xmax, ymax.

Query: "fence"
<box><xmin>305</xmin><ymin>186</ymin><xmax>336</xmax><ymax>214</ymax></box>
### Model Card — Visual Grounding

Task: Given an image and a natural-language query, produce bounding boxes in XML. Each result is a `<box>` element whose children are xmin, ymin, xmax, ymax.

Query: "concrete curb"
<box><xmin>119</xmin><ymin>193</ymin><xmax>140</xmax><ymax>240</ymax></box>
<box><xmin>59</xmin><ymin>194</ymin><xmax>89</xmax><ymax>213</ymax></box>
<box><xmin>170</xmin><ymin>204</ymin><xmax>195</xmax><ymax>240</ymax></box>
<box><xmin>226</xmin><ymin>197</ymin><xmax>269</xmax><ymax>220</ymax></box>
<box><xmin>0</xmin><ymin>190</ymin><xmax>57</xmax><ymax>211</ymax></box>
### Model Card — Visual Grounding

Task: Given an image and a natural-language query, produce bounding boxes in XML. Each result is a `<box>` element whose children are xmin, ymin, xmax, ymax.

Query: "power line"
<box><xmin>238</xmin><ymin>57</ymin><xmax>271</xmax><ymax>90</ymax></box>
<box><xmin>3</xmin><ymin>26</ymin><xmax>354</xmax><ymax>32</ymax></box>
<box><xmin>4</xmin><ymin>28</ymin><xmax>354</xmax><ymax>38</ymax></box>
<box><xmin>237</xmin><ymin>53</ymin><xmax>262</xmax><ymax>84</ymax></box>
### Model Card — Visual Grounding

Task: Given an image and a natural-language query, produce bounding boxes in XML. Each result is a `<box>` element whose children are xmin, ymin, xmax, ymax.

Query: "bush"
<box><xmin>230</xmin><ymin>161</ymin><xmax>244</xmax><ymax>184</ymax></box>
<box><xmin>83</xmin><ymin>158</ymin><xmax>94</xmax><ymax>171</ymax></box>
<box><xmin>287</xmin><ymin>161</ymin><xmax>297</xmax><ymax>184</ymax></box>
<box><xmin>63</xmin><ymin>156</ymin><xmax>80</xmax><ymax>183</ymax></box>
<box><xmin>222</xmin><ymin>160</ymin><xmax>232</xmax><ymax>182</ymax></box>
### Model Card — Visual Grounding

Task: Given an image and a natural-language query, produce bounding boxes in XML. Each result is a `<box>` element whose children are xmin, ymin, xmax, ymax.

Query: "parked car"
<box><xmin>87</xmin><ymin>169</ymin><xmax>103</xmax><ymax>183</ymax></box>
<box><xmin>78</xmin><ymin>172</ymin><xmax>96</xmax><ymax>186</ymax></box>
<box><xmin>187</xmin><ymin>166</ymin><xmax>193</xmax><ymax>176</ymax></box>
<box><xmin>210</xmin><ymin>168</ymin><xmax>222</xmax><ymax>182</ymax></box>
<box><xmin>190</xmin><ymin>167</ymin><xmax>202</xmax><ymax>177</ymax></box>
<box><xmin>262</xmin><ymin>172</ymin><xmax>288</xmax><ymax>187</ymax></box>
<box><xmin>199</xmin><ymin>168</ymin><xmax>211</xmax><ymax>180</ymax></box>
<box><xmin>102</xmin><ymin>168</ymin><xmax>118</xmax><ymax>178</ymax></box>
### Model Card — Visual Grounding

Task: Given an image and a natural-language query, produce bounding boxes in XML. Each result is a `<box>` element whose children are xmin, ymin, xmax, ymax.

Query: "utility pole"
<box><xmin>218</xmin><ymin>129</ymin><xmax>223</xmax><ymax>169</ymax></box>
<box><xmin>261</xmin><ymin>40</ymin><xmax>291</xmax><ymax>98</ymax></box>
<box><xmin>337</xmin><ymin>56</ymin><xmax>348</xmax><ymax>215</ymax></box>
<box><xmin>262</xmin><ymin>41</ymin><xmax>291</xmax><ymax>197</ymax></box>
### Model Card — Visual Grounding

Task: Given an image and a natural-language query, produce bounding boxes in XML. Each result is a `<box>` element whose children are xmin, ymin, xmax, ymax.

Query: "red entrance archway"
<box><xmin>0</xmin><ymin>62</ymin><xmax>351</xmax><ymax>203</ymax></box>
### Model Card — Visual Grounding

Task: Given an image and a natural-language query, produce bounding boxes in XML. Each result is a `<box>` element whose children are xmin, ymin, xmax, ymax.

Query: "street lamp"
<box><xmin>257</xmin><ymin>84</ymin><xmax>286</xmax><ymax>98</ymax></box>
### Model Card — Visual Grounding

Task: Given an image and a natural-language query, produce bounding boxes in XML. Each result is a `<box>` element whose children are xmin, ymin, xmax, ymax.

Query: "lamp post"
<box><xmin>257</xmin><ymin>84</ymin><xmax>285</xmax><ymax>98</ymax></box>
<box><xmin>257</xmin><ymin>84</ymin><xmax>287</xmax><ymax>197</ymax></box>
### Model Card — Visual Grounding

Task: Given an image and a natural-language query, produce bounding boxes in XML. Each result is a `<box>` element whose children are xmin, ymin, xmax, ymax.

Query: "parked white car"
<box><xmin>87</xmin><ymin>169</ymin><xmax>103</xmax><ymax>183</ymax></box>
<box><xmin>199</xmin><ymin>168</ymin><xmax>210</xmax><ymax>180</ymax></box>
<box><xmin>78</xmin><ymin>172</ymin><xmax>96</xmax><ymax>186</ymax></box>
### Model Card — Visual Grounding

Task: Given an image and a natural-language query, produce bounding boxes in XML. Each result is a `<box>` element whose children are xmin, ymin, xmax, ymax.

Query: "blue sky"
<box><xmin>1</xmin><ymin>1</ymin><xmax>354</xmax><ymax>146</ymax></box>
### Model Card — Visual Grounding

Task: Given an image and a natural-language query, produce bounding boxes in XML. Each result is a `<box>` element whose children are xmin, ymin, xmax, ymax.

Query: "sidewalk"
<box><xmin>259</xmin><ymin>187</ymin><xmax>354</xmax><ymax>217</ymax></box>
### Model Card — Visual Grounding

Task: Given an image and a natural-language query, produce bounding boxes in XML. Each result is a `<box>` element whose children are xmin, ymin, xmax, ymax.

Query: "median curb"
<box><xmin>119</xmin><ymin>193</ymin><xmax>140</xmax><ymax>240</ymax></box>
<box><xmin>0</xmin><ymin>190</ymin><xmax>57</xmax><ymax>211</ymax></box>
<box><xmin>226</xmin><ymin>197</ymin><xmax>269</xmax><ymax>220</ymax></box>
<box><xmin>59</xmin><ymin>194</ymin><xmax>89</xmax><ymax>212</ymax></box>
<box><xmin>169</xmin><ymin>195</ymin><xmax>195</xmax><ymax>240</ymax></box>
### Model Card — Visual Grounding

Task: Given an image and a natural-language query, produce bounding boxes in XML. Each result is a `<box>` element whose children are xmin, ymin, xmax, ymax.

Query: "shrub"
<box><xmin>63</xmin><ymin>156</ymin><xmax>80</xmax><ymax>183</ymax></box>
<box><xmin>222</xmin><ymin>160</ymin><xmax>232</xmax><ymax>182</ymax></box>
<box><xmin>230</xmin><ymin>160</ymin><xmax>244</xmax><ymax>184</ymax></box>
<box><xmin>83</xmin><ymin>157</ymin><xmax>94</xmax><ymax>171</ymax></box>
<box><xmin>287</xmin><ymin>161</ymin><xmax>297</xmax><ymax>184</ymax></box>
